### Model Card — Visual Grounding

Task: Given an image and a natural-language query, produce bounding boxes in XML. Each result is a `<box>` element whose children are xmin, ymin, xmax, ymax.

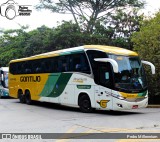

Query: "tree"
<box><xmin>0</xmin><ymin>26</ymin><xmax>28</xmax><ymax>66</ymax></box>
<box><xmin>36</xmin><ymin>0</ymin><xmax>144</xmax><ymax>34</ymax></box>
<box><xmin>93</xmin><ymin>8</ymin><xmax>144</xmax><ymax>49</ymax></box>
<box><xmin>131</xmin><ymin>11</ymin><xmax>160</xmax><ymax>104</ymax></box>
<box><xmin>25</xmin><ymin>25</ymin><xmax>55</xmax><ymax>56</ymax></box>
<box><xmin>51</xmin><ymin>21</ymin><xmax>110</xmax><ymax>49</ymax></box>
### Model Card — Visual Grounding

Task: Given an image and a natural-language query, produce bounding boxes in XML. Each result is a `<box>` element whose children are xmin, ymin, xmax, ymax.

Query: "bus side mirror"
<box><xmin>141</xmin><ymin>60</ymin><xmax>155</xmax><ymax>74</ymax></box>
<box><xmin>94</xmin><ymin>58</ymin><xmax>119</xmax><ymax>73</ymax></box>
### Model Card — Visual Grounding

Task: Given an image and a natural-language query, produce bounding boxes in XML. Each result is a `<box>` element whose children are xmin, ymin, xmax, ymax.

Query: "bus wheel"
<box><xmin>79</xmin><ymin>95</ymin><xmax>93</xmax><ymax>113</ymax></box>
<box><xmin>25</xmin><ymin>91</ymin><xmax>32</xmax><ymax>105</ymax></box>
<box><xmin>18</xmin><ymin>91</ymin><xmax>25</xmax><ymax>103</ymax></box>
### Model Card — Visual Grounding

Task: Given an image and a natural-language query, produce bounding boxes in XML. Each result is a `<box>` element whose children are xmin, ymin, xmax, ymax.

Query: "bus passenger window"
<box><xmin>53</xmin><ymin>62</ymin><xmax>58</xmax><ymax>73</ymax></box>
<box><xmin>75</xmin><ymin>64</ymin><xmax>81</xmax><ymax>71</ymax></box>
<box><xmin>17</xmin><ymin>63</ymin><xmax>24</xmax><ymax>74</ymax></box>
<box><xmin>10</xmin><ymin>63</ymin><xmax>17</xmax><ymax>74</ymax></box>
<box><xmin>71</xmin><ymin>53</ymin><xmax>90</xmax><ymax>74</ymax></box>
<box><xmin>57</xmin><ymin>56</ymin><xmax>69</xmax><ymax>72</ymax></box>
<box><xmin>25</xmin><ymin>68</ymin><xmax>31</xmax><ymax>74</ymax></box>
<box><xmin>35</xmin><ymin>67</ymin><xmax>41</xmax><ymax>73</ymax></box>
<box><xmin>62</xmin><ymin>63</ymin><xmax>68</xmax><ymax>72</ymax></box>
<box><xmin>33</xmin><ymin>60</ymin><xmax>42</xmax><ymax>73</ymax></box>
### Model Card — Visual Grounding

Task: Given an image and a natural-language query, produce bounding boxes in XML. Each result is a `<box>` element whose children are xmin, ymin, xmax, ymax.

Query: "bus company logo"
<box><xmin>0</xmin><ymin>0</ymin><xmax>32</xmax><ymax>20</ymax></box>
<box><xmin>97</xmin><ymin>100</ymin><xmax>110</xmax><ymax>108</ymax></box>
<box><xmin>20</xmin><ymin>76</ymin><xmax>41</xmax><ymax>82</ymax></box>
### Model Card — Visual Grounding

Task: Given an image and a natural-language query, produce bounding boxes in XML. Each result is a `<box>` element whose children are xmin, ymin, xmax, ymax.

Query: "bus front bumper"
<box><xmin>112</xmin><ymin>97</ymin><xmax>148</xmax><ymax>110</ymax></box>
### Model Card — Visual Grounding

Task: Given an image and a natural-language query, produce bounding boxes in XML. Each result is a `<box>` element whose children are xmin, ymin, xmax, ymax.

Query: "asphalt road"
<box><xmin>0</xmin><ymin>98</ymin><xmax>160</xmax><ymax>142</ymax></box>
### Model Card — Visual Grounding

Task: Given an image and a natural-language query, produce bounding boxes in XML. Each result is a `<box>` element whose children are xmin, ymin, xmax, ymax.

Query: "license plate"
<box><xmin>132</xmin><ymin>105</ymin><xmax>138</xmax><ymax>109</ymax></box>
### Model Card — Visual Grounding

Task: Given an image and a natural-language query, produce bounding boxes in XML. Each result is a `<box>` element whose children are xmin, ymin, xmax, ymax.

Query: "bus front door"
<box><xmin>95</xmin><ymin>63</ymin><xmax>113</xmax><ymax>110</ymax></box>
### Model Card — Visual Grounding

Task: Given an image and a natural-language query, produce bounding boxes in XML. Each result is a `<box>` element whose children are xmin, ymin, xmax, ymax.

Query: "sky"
<box><xmin>0</xmin><ymin>0</ymin><xmax>160</xmax><ymax>31</ymax></box>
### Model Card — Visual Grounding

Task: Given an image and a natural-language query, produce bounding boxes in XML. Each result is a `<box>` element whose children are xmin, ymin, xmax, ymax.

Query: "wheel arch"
<box><xmin>78</xmin><ymin>92</ymin><xmax>91</xmax><ymax>106</ymax></box>
<box><xmin>24</xmin><ymin>89</ymin><xmax>32</xmax><ymax>99</ymax></box>
<box><xmin>25</xmin><ymin>89</ymin><xmax>30</xmax><ymax>95</ymax></box>
<box><xmin>17</xmin><ymin>89</ymin><xmax>23</xmax><ymax>98</ymax></box>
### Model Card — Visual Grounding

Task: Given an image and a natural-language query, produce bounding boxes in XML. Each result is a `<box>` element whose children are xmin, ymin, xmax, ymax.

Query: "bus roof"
<box><xmin>84</xmin><ymin>45</ymin><xmax>138</xmax><ymax>56</ymax></box>
<box><xmin>10</xmin><ymin>45</ymin><xmax>138</xmax><ymax>63</ymax></box>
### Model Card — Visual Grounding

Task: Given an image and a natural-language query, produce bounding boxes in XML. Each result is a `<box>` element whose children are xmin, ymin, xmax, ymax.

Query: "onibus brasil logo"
<box><xmin>0</xmin><ymin>0</ymin><xmax>32</xmax><ymax>20</ymax></box>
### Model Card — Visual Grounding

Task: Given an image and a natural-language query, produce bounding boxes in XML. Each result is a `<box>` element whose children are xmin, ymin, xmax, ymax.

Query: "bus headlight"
<box><xmin>111</xmin><ymin>93</ymin><xmax>125</xmax><ymax>100</ymax></box>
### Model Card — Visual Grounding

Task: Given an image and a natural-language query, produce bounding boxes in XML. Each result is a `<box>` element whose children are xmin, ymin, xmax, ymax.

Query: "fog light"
<box><xmin>117</xmin><ymin>103</ymin><xmax>123</xmax><ymax>108</ymax></box>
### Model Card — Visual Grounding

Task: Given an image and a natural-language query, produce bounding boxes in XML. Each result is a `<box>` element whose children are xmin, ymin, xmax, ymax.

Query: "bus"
<box><xmin>0</xmin><ymin>67</ymin><xmax>9</xmax><ymax>98</ymax></box>
<box><xmin>8</xmin><ymin>45</ymin><xmax>155</xmax><ymax>112</ymax></box>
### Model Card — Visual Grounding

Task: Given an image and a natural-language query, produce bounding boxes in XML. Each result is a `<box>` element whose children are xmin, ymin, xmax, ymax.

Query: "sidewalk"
<box><xmin>147</xmin><ymin>105</ymin><xmax>160</xmax><ymax>108</ymax></box>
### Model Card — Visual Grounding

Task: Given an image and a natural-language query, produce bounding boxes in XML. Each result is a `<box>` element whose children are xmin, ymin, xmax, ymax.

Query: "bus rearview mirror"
<box><xmin>94</xmin><ymin>58</ymin><xmax>119</xmax><ymax>73</ymax></box>
<box><xmin>141</xmin><ymin>60</ymin><xmax>155</xmax><ymax>74</ymax></box>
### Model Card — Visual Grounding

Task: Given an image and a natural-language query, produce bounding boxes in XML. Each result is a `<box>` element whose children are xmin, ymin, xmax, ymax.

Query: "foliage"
<box><xmin>36</xmin><ymin>0</ymin><xmax>144</xmax><ymax>35</ymax></box>
<box><xmin>0</xmin><ymin>22</ymin><xmax>107</xmax><ymax>66</ymax></box>
<box><xmin>0</xmin><ymin>8</ymin><xmax>145</xmax><ymax>67</ymax></box>
<box><xmin>131</xmin><ymin>11</ymin><xmax>160</xmax><ymax>103</ymax></box>
<box><xmin>0</xmin><ymin>27</ymin><xmax>28</xmax><ymax>66</ymax></box>
<box><xmin>25</xmin><ymin>25</ymin><xmax>55</xmax><ymax>56</ymax></box>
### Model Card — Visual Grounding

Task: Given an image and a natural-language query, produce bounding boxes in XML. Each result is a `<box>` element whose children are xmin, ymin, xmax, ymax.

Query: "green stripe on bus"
<box><xmin>48</xmin><ymin>73</ymin><xmax>72</xmax><ymax>97</ymax></box>
<box><xmin>59</xmin><ymin>50</ymin><xmax>84</xmax><ymax>56</ymax></box>
<box><xmin>39</xmin><ymin>73</ymin><xmax>61</xmax><ymax>97</ymax></box>
<box><xmin>138</xmin><ymin>91</ymin><xmax>147</xmax><ymax>97</ymax></box>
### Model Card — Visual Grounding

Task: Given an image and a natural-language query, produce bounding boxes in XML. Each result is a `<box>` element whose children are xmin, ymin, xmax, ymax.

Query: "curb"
<box><xmin>147</xmin><ymin>105</ymin><xmax>160</xmax><ymax>108</ymax></box>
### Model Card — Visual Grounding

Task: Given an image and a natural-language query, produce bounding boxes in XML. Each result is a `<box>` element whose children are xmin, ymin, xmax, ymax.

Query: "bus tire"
<box><xmin>18</xmin><ymin>90</ymin><xmax>25</xmax><ymax>103</ymax></box>
<box><xmin>25</xmin><ymin>91</ymin><xmax>32</xmax><ymax>105</ymax></box>
<box><xmin>79</xmin><ymin>95</ymin><xmax>93</xmax><ymax>113</ymax></box>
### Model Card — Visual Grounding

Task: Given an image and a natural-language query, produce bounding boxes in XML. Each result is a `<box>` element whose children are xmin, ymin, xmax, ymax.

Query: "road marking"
<box><xmin>56</xmin><ymin>125</ymin><xmax>78</xmax><ymax>142</ymax></box>
<box><xmin>56</xmin><ymin>125</ymin><xmax>160</xmax><ymax>142</ymax></box>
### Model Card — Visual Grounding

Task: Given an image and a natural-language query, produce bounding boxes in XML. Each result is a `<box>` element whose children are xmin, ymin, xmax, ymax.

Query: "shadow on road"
<box><xmin>13</xmin><ymin>99</ymin><xmax>145</xmax><ymax>116</ymax></box>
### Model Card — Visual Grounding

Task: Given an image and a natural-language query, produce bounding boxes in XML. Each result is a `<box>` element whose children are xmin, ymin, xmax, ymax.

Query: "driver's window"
<box><xmin>99</xmin><ymin>63</ymin><xmax>112</xmax><ymax>88</ymax></box>
<box><xmin>86</xmin><ymin>50</ymin><xmax>107</xmax><ymax>84</ymax></box>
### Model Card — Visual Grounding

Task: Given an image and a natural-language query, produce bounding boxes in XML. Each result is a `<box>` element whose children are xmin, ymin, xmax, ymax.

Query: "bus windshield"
<box><xmin>0</xmin><ymin>69</ymin><xmax>9</xmax><ymax>88</ymax></box>
<box><xmin>109</xmin><ymin>55</ymin><xmax>147</xmax><ymax>93</ymax></box>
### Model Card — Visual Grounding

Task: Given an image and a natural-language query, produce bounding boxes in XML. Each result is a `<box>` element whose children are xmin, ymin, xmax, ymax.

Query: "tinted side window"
<box><xmin>70</xmin><ymin>53</ymin><xmax>91</xmax><ymax>74</ymax></box>
<box><xmin>33</xmin><ymin>59</ymin><xmax>42</xmax><ymax>73</ymax></box>
<box><xmin>17</xmin><ymin>62</ymin><xmax>25</xmax><ymax>74</ymax></box>
<box><xmin>57</xmin><ymin>56</ymin><xmax>69</xmax><ymax>72</ymax></box>
<box><xmin>9</xmin><ymin>53</ymin><xmax>91</xmax><ymax>75</ymax></box>
<box><xmin>33</xmin><ymin>58</ymin><xmax>57</xmax><ymax>73</ymax></box>
<box><xmin>10</xmin><ymin>63</ymin><xmax>17</xmax><ymax>74</ymax></box>
<box><xmin>24</xmin><ymin>61</ymin><xmax>32</xmax><ymax>74</ymax></box>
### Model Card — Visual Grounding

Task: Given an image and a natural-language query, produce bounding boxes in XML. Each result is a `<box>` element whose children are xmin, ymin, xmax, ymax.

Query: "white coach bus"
<box><xmin>9</xmin><ymin>45</ymin><xmax>155</xmax><ymax>112</ymax></box>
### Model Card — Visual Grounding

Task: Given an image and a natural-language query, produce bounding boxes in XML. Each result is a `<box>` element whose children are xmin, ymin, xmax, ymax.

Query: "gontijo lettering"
<box><xmin>20</xmin><ymin>76</ymin><xmax>41</xmax><ymax>82</ymax></box>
